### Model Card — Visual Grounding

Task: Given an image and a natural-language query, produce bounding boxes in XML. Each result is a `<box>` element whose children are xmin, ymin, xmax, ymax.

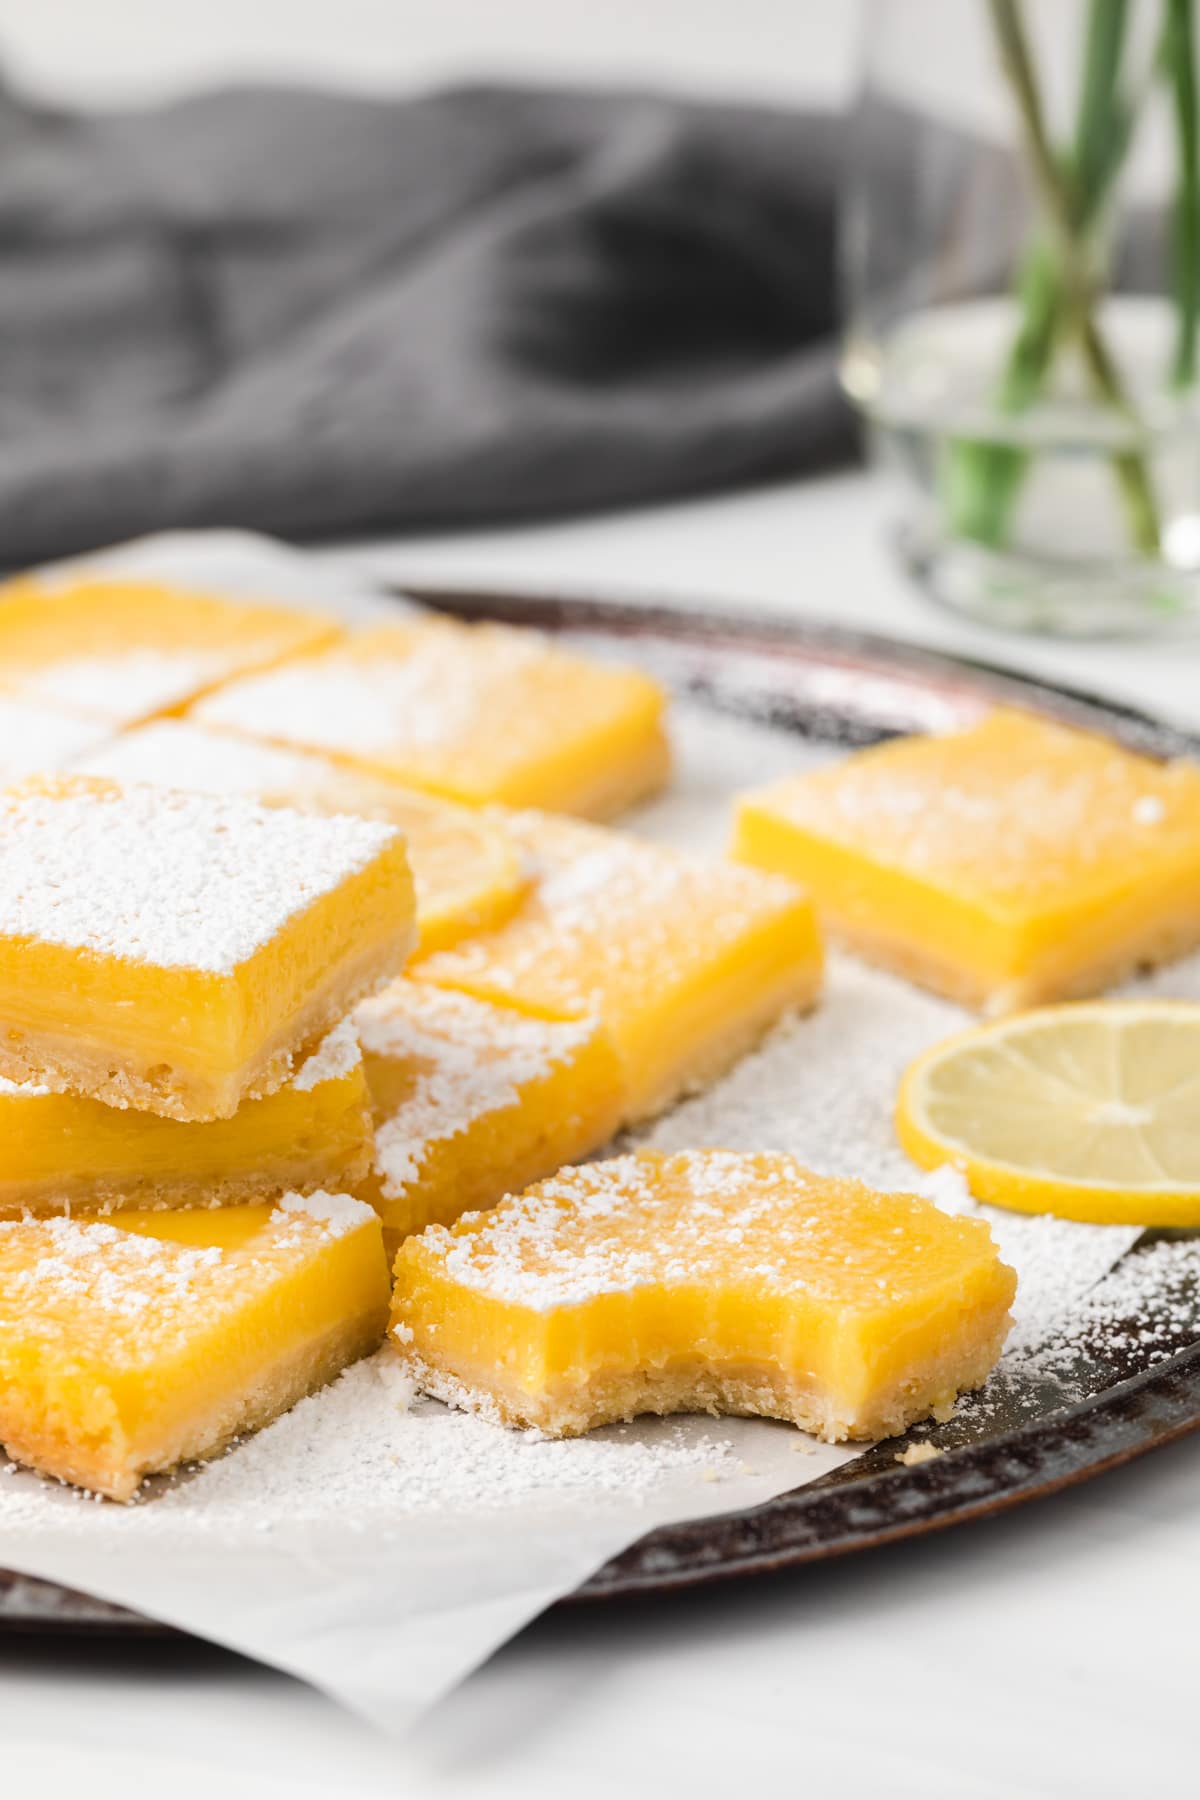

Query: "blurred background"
<box><xmin>0</xmin><ymin>4</ymin><xmax>859</xmax><ymax>107</ymax></box>
<box><xmin>3</xmin><ymin>0</ymin><xmax>1198</xmax><ymax>646</ymax></box>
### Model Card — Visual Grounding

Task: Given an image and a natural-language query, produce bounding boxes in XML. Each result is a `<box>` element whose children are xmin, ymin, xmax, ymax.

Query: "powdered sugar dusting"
<box><xmin>178</xmin><ymin>1352</ymin><xmax>744</xmax><ymax>1519</ymax></box>
<box><xmin>647</xmin><ymin>953</ymin><xmax>1138</xmax><ymax>1352</ymax></box>
<box><xmin>400</xmin><ymin>1148</ymin><xmax>1003</xmax><ymax>1313</ymax></box>
<box><xmin>77</xmin><ymin>719</ymin><xmax>342</xmax><ymax>797</ymax></box>
<box><xmin>0</xmin><ymin>782</ymin><xmax>400</xmax><ymax>973</ymax></box>
<box><xmin>0</xmin><ymin>1349</ymin><xmax>750</xmax><ymax>1527</ymax></box>
<box><xmin>632</xmin><ymin>706</ymin><xmax>1147</xmax><ymax>1357</ymax></box>
<box><xmin>20</xmin><ymin>650</ymin><xmax>235</xmax><ymax>725</ymax></box>
<box><xmin>0</xmin><ymin>1192</ymin><xmax>373</xmax><ymax>1363</ymax></box>
<box><xmin>0</xmin><ymin>1216</ymin><xmax>225</xmax><ymax>1331</ymax></box>
<box><xmin>278</xmin><ymin>1189</ymin><xmax>374</xmax><ymax>1236</ymax></box>
<box><xmin>0</xmin><ymin>694</ymin><xmax>112</xmax><ymax>779</ymax></box>
<box><xmin>291</xmin><ymin>1019</ymin><xmax>362</xmax><ymax>1092</ymax></box>
<box><xmin>419</xmin><ymin>809</ymin><xmax>803</xmax><ymax>1017</ymax></box>
<box><xmin>194</xmin><ymin>622</ymin><xmax>550</xmax><ymax>760</ymax></box>
<box><xmin>748</xmin><ymin>708</ymin><xmax>1200</xmax><ymax>904</ymax></box>
<box><xmin>356</xmin><ymin>983</ymin><xmax>596</xmax><ymax>1194</ymax></box>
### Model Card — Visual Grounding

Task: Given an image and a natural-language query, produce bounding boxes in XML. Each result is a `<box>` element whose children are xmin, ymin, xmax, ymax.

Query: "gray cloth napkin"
<box><xmin>0</xmin><ymin>81</ymin><xmax>852</xmax><ymax>565</ymax></box>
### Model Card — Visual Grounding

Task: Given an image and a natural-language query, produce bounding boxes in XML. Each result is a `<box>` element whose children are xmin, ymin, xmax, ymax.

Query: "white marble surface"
<box><xmin>4</xmin><ymin>470</ymin><xmax>1200</xmax><ymax>1800</ymax></box>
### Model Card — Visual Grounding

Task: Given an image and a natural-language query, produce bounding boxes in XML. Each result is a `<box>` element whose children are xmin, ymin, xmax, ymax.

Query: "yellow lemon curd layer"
<box><xmin>355</xmin><ymin>981</ymin><xmax>623</xmax><ymax>1254</ymax></box>
<box><xmin>414</xmin><ymin>811</ymin><xmax>823</xmax><ymax>1123</ymax></box>
<box><xmin>0</xmin><ymin>1192</ymin><xmax>390</xmax><ymax>1500</ymax></box>
<box><xmin>0</xmin><ymin>577</ymin><xmax>339</xmax><ymax>726</ymax></box>
<box><xmin>0</xmin><ymin>778</ymin><xmax>415</xmax><ymax>1120</ymax></box>
<box><xmin>733</xmin><ymin>708</ymin><xmax>1200</xmax><ymax>1012</ymax></box>
<box><xmin>190</xmin><ymin>616</ymin><xmax>671</xmax><ymax>818</ymax></box>
<box><xmin>391</xmin><ymin>1150</ymin><xmax>1016</xmax><ymax>1441</ymax></box>
<box><xmin>78</xmin><ymin>719</ymin><xmax>526</xmax><ymax>952</ymax></box>
<box><xmin>0</xmin><ymin>1021</ymin><xmax>372</xmax><ymax>1215</ymax></box>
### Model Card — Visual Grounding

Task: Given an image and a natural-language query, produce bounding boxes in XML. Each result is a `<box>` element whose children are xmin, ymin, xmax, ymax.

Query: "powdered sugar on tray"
<box><xmin>0</xmin><ymin>782</ymin><xmax>400</xmax><ymax>972</ymax></box>
<box><xmin>0</xmin><ymin>1344</ymin><xmax>852</xmax><ymax>1730</ymax></box>
<box><xmin>174</xmin><ymin>1355</ymin><xmax>748</xmax><ymax>1522</ymax></box>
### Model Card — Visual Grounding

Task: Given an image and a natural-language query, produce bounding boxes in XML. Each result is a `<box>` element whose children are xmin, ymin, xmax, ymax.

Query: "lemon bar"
<box><xmin>391</xmin><ymin>1149</ymin><xmax>1016</xmax><ymax>1440</ymax></box>
<box><xmin>78</xmin><ymin>719</ymin><xmax>526</xmax><ymax>952</ymax></box>
<box><xmin>0</xmin><ymin>1021</ymin><xmax>372</xmax><ymax>1216</ymax></box>
<box><xmin>0</xmin><ymin>691</ymin><xmax>112</xmax><ymax>779</ymax></box>
<box><xmin>415</xmin><ymin>812</ymin><xmax>822</xmax><ymax>1122</ymax></box>
<box><xmin>355</xmin><ymin>981</ymin><xmax>623</xmax><ymax>1255</ymax></box>
<box><xmin>734</xmin><ymin>708</ymin><xmax>1200</xmax><ymax>1013</ymax></box>
<box><xmin>0</xmin><ymin>777</ymin><xmax>415</xmax><ymax>1120</ymax></box>
<box><xmin>191</xmin><ymin>616</ymin><xmax>670</xmax><ymax>817</ymax></box>
<box><xmin>0</xmin><ymin>577</ymin><xmax>339</xmax><ymax>726</ymax></box>
<box><xmin>0</xmin><ymin>1191</ymin><xmax>390</xmax><ymax>1500</ymax></box>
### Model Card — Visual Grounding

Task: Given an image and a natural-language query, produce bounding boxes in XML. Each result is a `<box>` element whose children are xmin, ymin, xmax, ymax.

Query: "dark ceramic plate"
<box><xmin>4</xmin><ymin>586</ymin><xmax>1200</xmax><ymax>1634</ymax></box>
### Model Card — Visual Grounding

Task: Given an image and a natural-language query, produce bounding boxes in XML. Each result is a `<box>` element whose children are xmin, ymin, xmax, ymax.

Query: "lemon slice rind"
<box><xmin>896</xmin><ymin>1000</ymin><xmax>1200</xmax><ymax>1226</ymax></box>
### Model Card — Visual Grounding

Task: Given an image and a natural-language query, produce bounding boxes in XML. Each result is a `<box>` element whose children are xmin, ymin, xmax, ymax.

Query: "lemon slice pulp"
<box><xmin>896</xmin><ymin>1000</ymin><xmax>1200</xmax><ymax>1225</ymax></box>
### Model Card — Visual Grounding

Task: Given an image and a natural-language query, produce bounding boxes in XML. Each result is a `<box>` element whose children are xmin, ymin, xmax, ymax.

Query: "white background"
<box><xmin>2</xmin><ymin>7</ymin><xmax>1199</xmax><ymax>1797</ymax></box>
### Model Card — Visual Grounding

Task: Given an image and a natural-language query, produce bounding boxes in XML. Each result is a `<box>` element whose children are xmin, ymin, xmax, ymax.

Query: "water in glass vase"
<box><xmin>846</xmin><ymin>295</ymin><xmax>1200</xmax><ymax>636</ymax></box>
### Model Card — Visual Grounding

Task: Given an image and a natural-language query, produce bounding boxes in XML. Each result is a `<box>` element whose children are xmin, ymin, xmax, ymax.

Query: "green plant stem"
<box><xmin>946</xmin><ymin>0</ymin><xmax>1162</xmax><ymax>557</ymax></box>
<box><xmin>1164</xmin><ymin>0</ymin><xmax>1199</xmax><ymax>389</ymax></box>
<box><xmin>947</xmin><ymin>13</ymin><xmax>1153</xmax><ymax>548</ymax></box>
<box><xmin>1074</xmin><ymin>0</ymin><xmax>1132</xmax><ymax>203</ymax></box>
<box><xmin>988</xmin><ymin>0</ymin><xmax>1162</xmax><ymax>554</ymax></box>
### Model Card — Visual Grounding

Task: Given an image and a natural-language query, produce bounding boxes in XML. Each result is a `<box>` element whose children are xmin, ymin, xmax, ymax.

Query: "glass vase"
<box><xmin>842</xmin><ymin>0</ymin><xmax>1200</xmax><ymax>636</ymax></box>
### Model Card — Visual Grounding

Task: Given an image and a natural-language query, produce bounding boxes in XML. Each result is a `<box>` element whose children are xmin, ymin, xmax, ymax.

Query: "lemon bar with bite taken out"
<box><xmin>0</xmin><ymin>577</ymin><xmax>339</xmax><ymax>726</ymax></box>
<box><xmin>414</xmin><ymin>811</ymin><xmax>822</xmax><ymax>1124</ymax></box>
<box><xmin>0</xmin><ymin>1191</ymin><xmax>390</xmax><ymax>1500</ymax></box>
<box><xmin>0</xmin><ymin>1020</ymin><xmax>372</xmax><ymax>1216</ymax></box>
<box><xmin>734</xmin><ymin>708</ymin><xmax>1200</xmax><ymax>1013</ymax></box>
<box><xmin>391</xmin><ymin>1150</ymin><xmax>1016</xmax><ymax>1441</ymax></box>
<box><xmin>191</xmin><ymin>616</ymin><xmax>670</xmax><ymax>818</ymax></box>
<box><xmin>0</xmin><ymin>777</ymin><xmax>415</xmax><ymax>1120</ymax></box>
<box><xmin>354</xmin><ymin>981</ymin><xmax>623</xmax><ymax>1257</ymax></box>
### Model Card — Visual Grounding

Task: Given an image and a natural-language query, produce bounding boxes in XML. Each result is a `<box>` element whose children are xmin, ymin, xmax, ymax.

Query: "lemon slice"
<box><xmin>391</xmin><ymin>794</ymin><xmax>526</xmax><ymax>953</ymax></box>
<box><xmin>896</xmin><ymin>1001</ymin><xmax>1200</xmax><ymax>1225</ymax></box>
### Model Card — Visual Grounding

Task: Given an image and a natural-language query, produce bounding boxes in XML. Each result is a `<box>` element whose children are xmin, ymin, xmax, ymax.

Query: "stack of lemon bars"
<box><xmin>5</xmin><ymin>574</ymin><xmax>1197</xmax><ymax>1503</ymax></box>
